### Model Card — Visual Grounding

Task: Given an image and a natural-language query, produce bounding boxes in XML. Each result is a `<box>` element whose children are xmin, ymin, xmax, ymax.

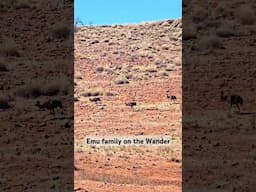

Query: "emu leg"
<box><xmin>237</xmin><ymin>104</ymin><xmax>240</xmax><ymax>113</ymax></box>
<box><xmin>51</xmin><ymin>109</ymin><xmax>55</xmax><ymax>115</ymax></box>
<box><xmin>230</xmin><ymin>103</ymin><xmax>233</xmax><ymax>113</ymax></box>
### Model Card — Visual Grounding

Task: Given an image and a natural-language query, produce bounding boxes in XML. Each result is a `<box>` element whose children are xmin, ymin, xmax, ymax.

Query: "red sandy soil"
<box><xmin>74</xmin><ymin>20</ymin><xmax>182</xmax><ymax>191</ymax></box>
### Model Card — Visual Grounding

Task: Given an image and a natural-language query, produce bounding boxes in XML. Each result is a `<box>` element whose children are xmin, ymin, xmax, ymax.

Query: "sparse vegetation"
<box><xmin>52</xmin><ymin>22</ymin><xmax>71</xmax><ymax>39</ymax></box>
<box><xmin>41</xmin><ymin>80</ymin><xmax>69</xmax><ymax>96</ymax></box>
<box><xmin>82</xmin><ymin>89</ymin><xmax>103</xmax><ymax>97</ymax></box>
<box><xmin>105</xmin><ymin>92</ymin><xmax>116</xmax><ymax>97</ymax></box>
<box><xmin>0</xmin><ymin>95</ymin><xmax>9</xmax><ymax>109</ymax></box>
<box><xmin>183</xmin><ymin>24</ymin><xmax>197</xmax><ymax>40</ymax></box>
<box><xmin>0</xmin><ymin>39</ymin><xmax>20</xmax><ymax>57</ymax></box>
<box><xmin>0</xmin><ymin>0</ymin><xmax>66</xmax><ymax>10</ymax></box>
<box><xmin>192</xmin><ymin>7</ymin><xmax>208</xmax><ymax>23</ymax></box>
<box><xmin>159</xmin><ymin>71</ymin><xmax>169</xmax><ymax>77</ymax></box>
<box><xmin>216</xmin><ymin>22</ymin><xmax>235</xmax><ymax>37</ymax></box>
<box><xmin>0</xmin><ymin>62</ymin><xmax>8</xmax><ymax>72</ymax></box>
<box><xmin>96</xmin><ymin>66</ymin><xmax>104</xmax><ymax>73</ymax></box>
<box><xmin>74</xmin><ymin>19</ymin><xmax>182</xmax><ymax>191</ymax></box>
<box><xmin>114</xmin><ymin>75</ymin><xmax>129</xmax><ymax>84</ymax></box>
<box><xmin>237</xmin><ymin>5</ymin><xmax>255</xmax><ymax>25</ymax></box>
<box><xmin>16</xmin><ymin>79</ymin><xmax>69</xmax><ymax>98</ymax></box>
<box><xmin>16</xmin><ymin>82</ymin><xmax>42</xmax><ymax>98</ymax></box>
<box><xmin>199</xmin><ymin>35</ymin><xmax>223</xmax><ymax>50</ymax></box>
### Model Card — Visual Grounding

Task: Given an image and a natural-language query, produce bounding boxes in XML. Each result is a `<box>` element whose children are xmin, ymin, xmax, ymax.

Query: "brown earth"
<box><xmin>183</xmin><ymin>0</ymin><xmax>256</xmax><ymax>191</ymax></box>
<box><xmin>0</xmin><ymin>1</ymin><xmax>73</xmax><ymax>191</ymax></box>
<box><xmin>74</xmin><ymin>20</ymin><xmax>182</xmax><ymax>191</ymax></box>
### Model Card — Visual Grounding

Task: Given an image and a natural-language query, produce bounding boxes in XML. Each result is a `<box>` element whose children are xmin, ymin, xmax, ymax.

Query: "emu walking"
<box><xmin>125</xmin><ymin>102</ymin><xmax>136</xmax><ymax>109</ymax></box>
<box><xmin>220</xmin><ymin>91</ymin><xmax>243</xmax><ymax>113</ymax></box>
<box><xmin>166</xmin><ymin>91</ymin><xmax>177</xmax><ymax>104</ymax></box>
<box><xmin>36</xmin><ymin>99</ymin><xmax>63</xmax><ymax>115</ymax></box>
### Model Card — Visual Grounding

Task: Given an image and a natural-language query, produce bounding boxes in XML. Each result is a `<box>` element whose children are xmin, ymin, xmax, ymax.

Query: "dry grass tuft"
<box><xmin>0</xmin><ymin>95</ymin><xmax>10</xmax><ymax>109</ymax></box>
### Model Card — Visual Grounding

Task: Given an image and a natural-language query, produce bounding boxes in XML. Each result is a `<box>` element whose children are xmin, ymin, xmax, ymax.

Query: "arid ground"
<box><xmin>0</xmin><ymin>1</ymin><xmax>73</xmax><ymax>191</ymax></box>
<box><xmin>183</xmin><ymin>0</ymin><xmax>256</xmax><ymax>191</ymax></box>
<box><xmin>74</xmin><ymin>20</ymin><xmax>182</xmax><ymax>191</ymax></box>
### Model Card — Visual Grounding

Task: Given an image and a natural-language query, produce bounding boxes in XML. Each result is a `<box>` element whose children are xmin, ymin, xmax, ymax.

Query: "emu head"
<box><xmin>166</xmin><ymin>91</ymin><xmax>170</xmax><ymax>98</ymax></box>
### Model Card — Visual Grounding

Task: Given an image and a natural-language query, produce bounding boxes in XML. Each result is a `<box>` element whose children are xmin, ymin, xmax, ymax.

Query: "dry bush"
<box><xmin>183</xmin><ymin>24</ymin><xmax>197</xmax><ymax>40</ymax></box>
<box><xmin>141</xmin><ymin>66</ymin><xmax>158</xmax><ymax>73</ymax></box>
<box><xmin>0</xmin><ymin>62</ymin><xmax>8</xmax><ymax>72</ymax></box>
<box><xmin>41</xmin><ymin>80</ymin><xmax>69</xmax><ymax>96</ymax></box>
<box><xmin>0</xmin><ymin>0</ymin><xmax>30</xmax><ymax>10</ymax></box>
<box><xmin>125</xmin><ymin>73</ymin><xmax>133</xmax><ymax>79</ymax></box>
<box><xmin>0</xmin><ymin>39</ymin><xmax>20</xmax><ymax>57</ymax></box>
<box><xmin>52</xmin><ymin>22</ymin><xmax>71</xmax><ymax>39</ymax></box>
<box><xmin>199</xmin><ymin>35</ymin><xmax>223</xmax><ymax>50</ymax></box>
<box><xmin>16</xmin><ymin>79</ymin><xmax>69</xmax><ymax>98</ymax></box>
<box><xmin>82</xmin><ymin>89</ymin><xmax>103</xmax><ymax>97</ymax></box>
<box><xmin>16</xmin><ymin>82</ymin><xmax>42</xmax><ymax>98</ymax></box>
<box><xmin>216</xmin><ymin>21</ymin><xmax>235</xmax><ymax>37</ymax></box>
<box><xmin>96</xmin><ymin>66</ymin><xmax>104</xmax><ymax>73</ymax></box>
<box><xmin>192</xmin><ymin>7</ymin><xmax>208</xmax><ymax>23</ymax></box>
<box><xmin>158</xmin><ymin>71</ymin><xmax>169</xmax><ymax>77</ymax></box>
<box><xmin>0</xmin><ymin>95</ymin><xmax>10</xmax><ymax>109</ymax></box>
<box><xmin>132</xmin><ymin>73</ymin><xmax>145</xmax><ymax>81</ymax></box>
<box><xmin>0</xmin><ymin>0</ymin><xmax>66</xmax><ymax>10</ymax></box>
<box><xmin>105</xmin><ymin>92</ymin><xmax>117</xmax><ymax>97</ymax></box>
<box><xmin>165</xmin><ymin>67</ymin><xmax>174</xmax><ymax>72</ymax></box>
<box><xmin>114</xmin><ymin>75</ymin><xmax>129</xmax><ymax>84</ymax></box>
<box><xmin>237</xmin><ymin>5</ymin><xmax>255</xmax><ymax>25</ymax></box>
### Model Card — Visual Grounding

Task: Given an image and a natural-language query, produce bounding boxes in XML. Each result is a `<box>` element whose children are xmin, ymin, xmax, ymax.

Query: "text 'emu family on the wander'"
<box><xmin>85</xmin><ymin>136</ymin><xmax>171</xmax><ymax>146</ymax></box>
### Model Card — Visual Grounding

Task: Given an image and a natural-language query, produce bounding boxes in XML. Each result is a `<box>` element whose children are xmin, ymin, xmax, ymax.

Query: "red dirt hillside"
<box><xmin>74</xmin><ymin>19</ymin><xmax>182</xmax><ymax>192</ymax></box>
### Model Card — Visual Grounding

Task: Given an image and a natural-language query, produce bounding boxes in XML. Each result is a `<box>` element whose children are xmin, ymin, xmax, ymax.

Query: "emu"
<box><xmin>220</xmin><ymin>91</ymin><xmax>243</xmax><ymax>113</ymax></box>
<box><xmin>36</xmin><ymin>99</ymin><xmax>63</xmax><ymax>115</ymax></box>
<box><xmin>125</xmin><ymin>102</ymin><xmax>136</xmax><ymax>109</ymax></box>
<box><xmin>166</xmin><ymin>91</ymin><xmax>177</xmax><ymax>104</ymax></box>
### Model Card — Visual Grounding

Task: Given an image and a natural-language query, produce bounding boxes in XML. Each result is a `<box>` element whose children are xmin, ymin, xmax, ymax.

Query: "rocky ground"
<box><xmin>74</xmin><ymin>20</ymin><xmax>182</xmax><ymax>191</ymax></box>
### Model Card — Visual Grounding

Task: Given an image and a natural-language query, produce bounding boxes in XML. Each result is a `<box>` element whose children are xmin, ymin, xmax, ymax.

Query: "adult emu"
<box><xmin>166</xmin><ymin>91</ymin><xmax>177</xmax><ymax>104</ymax></box>
<box><xmin>125</xmin><ymin>102</ymin><xmax>136</xmax><ymax>109</ymax></box>
<box><xmin>220</xmin><ymin>91</ymin><xmax>243</xmax><ymax>113</ymax></box>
